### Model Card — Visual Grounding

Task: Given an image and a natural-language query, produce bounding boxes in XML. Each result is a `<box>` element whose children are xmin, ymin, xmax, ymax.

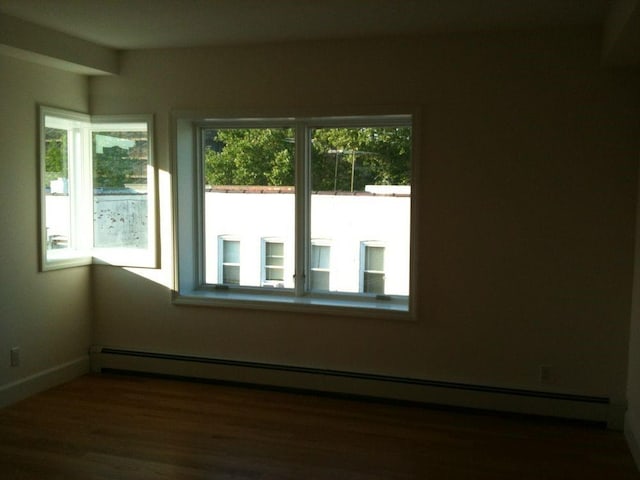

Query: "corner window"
<box><xmin>39</xmin><ymin>106</ymin><xmax>156</xmax><ymax>270</ymax></box>
<box><xmin>174</xmin><ymin>113</ymin><xmax>414</xmax><ymax>318</ymax></box>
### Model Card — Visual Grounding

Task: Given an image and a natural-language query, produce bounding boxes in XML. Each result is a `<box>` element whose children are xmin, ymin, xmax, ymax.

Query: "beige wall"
<box><xmin>0</xmin><ymin>55</ymin><xmax>92</xmax><ymax>394</ymax></box>
<box><xmin>88</xmin><ymin>28</ymin><xmax>640</xmax><ymax>401</ymax></box>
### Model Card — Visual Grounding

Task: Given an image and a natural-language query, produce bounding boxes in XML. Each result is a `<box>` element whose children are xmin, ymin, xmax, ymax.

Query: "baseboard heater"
<box><xmin>89</xmin><ymin>346</ymin><xmax>619</xmax><ymax>428</ymax></box>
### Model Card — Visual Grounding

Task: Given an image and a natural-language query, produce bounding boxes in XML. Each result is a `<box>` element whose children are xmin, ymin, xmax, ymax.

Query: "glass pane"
<box><xmin>310</xmin><ymin>270</ymin><xmax>330</xmax><ymax>291</ymax></box>
<box><xmin>203</xmin><ymin>127</ymin><xmax>295</xmax><ymax>287</ymax></box>
<box><xmin>365</xmin><ymin>246</ymin><xmax>384</xmax><ymax>272</ymax></box>
<box><xmin>266</xmin><ymin>255</ymin><xmax>284</xmax><ymax>267</ymax></box>
<box><xmin>44</xmin><ymin>126</ymin><xmax>71</xmax><ymax>251</ymax></box>
<box><xmin>223</xmin><ymin>240</ymin><xmax>240</xmax><ymax>263</ymax></box>
<box><xmin>310</xmin><ymin>126</ymin><xmax>411</xmax><ymax>295</ymax></box>
<box><xmin>266</xmin><ymin>242</ymin><xmax>284</xmax><ymax>258</ymax></box>
<box><xmin>93</xmin><ymin>126</ymin><xmax>149</xmax><ymax>249</ymax></box>
<box><xmin>265</xmin><ymin>266</ymin><xmax>284</xmax><ymax>281</ymax></box>
<box><xmin>223</xmin><ymin>265</ymin><xmax>240</xmax><ymax>284</ymax></box>
<box><xmin>364</xmin><ymin>272</ymin><xmax>385</xmax><ymax>294</ymax></box>
<box><xmin>311</xmin><ymin>245</ymin><xmax>330</xmax><ymax>269</ymax></box>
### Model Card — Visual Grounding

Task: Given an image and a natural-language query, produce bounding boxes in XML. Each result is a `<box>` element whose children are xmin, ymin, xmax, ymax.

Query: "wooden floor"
<box><xmin>0</xmin><ymin>374</ymin><xmax>638</xmax><ymax>479</ymax></box>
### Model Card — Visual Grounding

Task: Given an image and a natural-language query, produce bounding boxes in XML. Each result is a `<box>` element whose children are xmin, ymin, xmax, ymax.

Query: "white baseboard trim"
<box><xmin>90</xmin><ymin>346</ymin><xmax>618</xmax><ymax>426</ymax></box>
<box><xmin>0</xmin><ymin>355</ymin><xmax>90</xmax><ymax>409</ymax></box>
<box><xmin>626</xmin><ymin>411</ymin><xmax>640</xmax><ymax>471</ymax></box>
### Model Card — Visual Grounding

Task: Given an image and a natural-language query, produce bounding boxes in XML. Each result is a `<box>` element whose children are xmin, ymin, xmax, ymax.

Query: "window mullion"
<box><xmin>197</xmin><ymin>126</ymin><xmax>207</xmax><ymax>287</ymax></box>
<box><xmin>294</xmin><ymin>123</ymin><xmax>309</xmax><ymax>297</ymax></box>
<box><xmin>72</xmin><ymin>124</ymin><xmax>93</xmax><ymax>253</ymax></box>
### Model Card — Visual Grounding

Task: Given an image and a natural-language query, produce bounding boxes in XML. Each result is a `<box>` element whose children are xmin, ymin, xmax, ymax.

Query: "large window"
<box><xmin>39</xmin><ymin>107</ymin><xmax>156</xmax><ymax>270</ymax></box>
<box><xmin>174</xmin><ymin>114</ymin><xmax>414</xmax><ymax>318</ymax></box>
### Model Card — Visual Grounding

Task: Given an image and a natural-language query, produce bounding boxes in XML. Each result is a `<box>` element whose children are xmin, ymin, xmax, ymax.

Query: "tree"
<box><xmin>204</xmin><ymin>126</ymin><xmax>411</xmax><ymax>191</ymax></box>
<box><xmin>93</xmin><ymin>132</ymin><xmax>147</xmax><ymax>189</ymax></box>
<box><xmin>311</xmin><ymin>127</ymin><xmax>411</xmax><ymax>191</ymax></box>
<box><xmin>44</xmin><ymin>127</ymin><xmax>68</xmax><ymax>186</ymax></box>
<box><xmin>204</xmin><ymin>128</ymin><xmax>295</xmax><ymax>186</ymax></box>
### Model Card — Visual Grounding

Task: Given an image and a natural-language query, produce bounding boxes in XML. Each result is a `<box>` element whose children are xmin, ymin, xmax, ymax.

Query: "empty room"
<box><xmin>1</xmin><ymin>0</ymin><xmax>640</xmax><ymax>478</ymax></box>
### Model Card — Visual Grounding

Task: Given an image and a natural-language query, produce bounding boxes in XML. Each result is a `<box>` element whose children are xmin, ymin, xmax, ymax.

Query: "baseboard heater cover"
<box><xmin>90</xmin><ymin>346</ymin><xmax>616</xmax><ymax>426</ymax></box>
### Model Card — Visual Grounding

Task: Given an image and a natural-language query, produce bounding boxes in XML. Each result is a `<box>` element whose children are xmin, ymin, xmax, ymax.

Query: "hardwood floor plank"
<box><xmin>0</xmin><ymin>373</ymin><xmax>638</xmax><ymax>479</ymax></box>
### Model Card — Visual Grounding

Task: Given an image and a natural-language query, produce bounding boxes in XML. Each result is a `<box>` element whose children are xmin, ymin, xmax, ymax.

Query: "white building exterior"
<box><xmin>205</xmin><ymin>188</ymin><xmax>410</xmax><ymax>296</ymax></box>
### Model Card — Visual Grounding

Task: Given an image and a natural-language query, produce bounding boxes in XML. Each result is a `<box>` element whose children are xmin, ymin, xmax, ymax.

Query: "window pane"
<box><xmin>223</xmin><ymin>265</ymin><xmax>240</xmax><ymax>284</ymax></box>
<box><xmin>310</xmin><ymin>126</ymin><xmax>410</xmax><ymax>295</ymax></box>
<box><xmin>221</xmin><ymin>239</ymin><xmax>240</xmax><ymax>284</ymax></box>
<box><xmin>265</xmin><ymin>267</ymin><xmax>284</xmax><ymax>282</ymax></box>
<box><xmin>203</xmin><ymin>127</ymin><xmax>295</xmax><ymax>288</ymax></box>
<box><xmin>364</xmin><ymin>272</ymin><xmax>385</xmax><ymax>294</ymax></box>
<box><xmin>311</xmin><ymin>270</ymin><xmax>330</xmax><ymax>291</ymax></box>
<box><xmin>310</xmin><ymin>245</ymin><xmax>330</xmax><ymax>291</ymax></box>
<box><xmin>267</xmin><ymin>256</ymin><xmax>284</xmax><ymax>267</ymax></box>
<box><xmin>266</xmin><ymin>241</ymin><xmax>284</xmax><ymax>259</ymax></box>
<box><xmin>265</xmin><ymin>241</ymin><xmax>285</xmax><ymax>279</ymax></box>
<box><xmin>93</xmin><ymin>127</ymin><xmax>149</xmax><ymax>249</ymax></box>
<box><xmin>311</xmin><ymin>245</ymin><xmax>330</xmax><ymax>269</ymax></box>
<box><xmin>44</xmin><ymin>126</ymin><xmax>71</xmax><ymax>251</ymax></box>
<box><xmin>365</xmin><ymin>246</ymin><xmax>384</xmax><ymax>272</ymax></box>
<box><xmin>223</xmin><ymin>240</ymin><xmax>240</xmax><ymax>263</ymax></box>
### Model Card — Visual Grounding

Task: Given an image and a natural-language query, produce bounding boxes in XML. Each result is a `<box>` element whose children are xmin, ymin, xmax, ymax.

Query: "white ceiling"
<box><xmin>0</xmin><ymin>0</ymin><xmax>614</xmax><ymax>50</ymax></box>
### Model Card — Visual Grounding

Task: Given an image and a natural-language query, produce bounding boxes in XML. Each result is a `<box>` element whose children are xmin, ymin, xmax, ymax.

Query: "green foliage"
<box><xmin>204</xmin><ymin>126</ymin><xmax>411</xmax><ymax>191</ymax></box>
<box><xmin>93</xmin><ymin>133</ymin><xmax>147</xmax><ymax>189</ymax></box>
<box><xmin>311</xmin><ymin>127</ymin><xmax>411</xmax><ymax>191</ymax></box>
<box><xmin>94</xmin><ymin>146</ymin><xmax>137</xmax><ymax>188</ymax></box>
<box><xmin>205</xmin><ymin>128</ymin><xmax>294</xmax><ymax>186</ymax></box>
<box><xmin>44</xmin><ymin>128</ymin><xmax>68</xmax><ymax>186</ymax></box>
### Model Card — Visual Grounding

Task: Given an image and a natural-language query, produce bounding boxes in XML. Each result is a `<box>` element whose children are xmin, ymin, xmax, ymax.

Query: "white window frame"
<box><xmin>360</xmin><ymin>242</ymin><xmax>386</xmax><ymax>295</ymax></box>
<box><xmin>40</xmin><ymin>108</ymin><xmax>92</xmax><ymax>269</ymax></box>
<box><xmin>39</xmin><ymin>106</ymin><xmax>157</xmax><ymax>271</ymax></box>
<box><xmin>218</xmin><ymin>236</ymin><xmax>241</xmax><ymax>285</ymax></box>
<box><xmin>172</xmin><ymin>111</ymin><xmax>417</xmax><ymax>319</ymax></box>
<box><xmin>262</xmin><ymin>238</ymin><xmax>287</xmax><ymax>287</ymax></box>
<box><xmin>309</xmin><ymin>240</ymin><xmax>331</xmax><ymax>292</ymax></box>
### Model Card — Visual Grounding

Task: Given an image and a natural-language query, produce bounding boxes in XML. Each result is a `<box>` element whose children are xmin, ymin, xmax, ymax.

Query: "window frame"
<box><xmin>39</xmin><ymin>108</ymin><xmax>93</xmax><ymax>270</ymax></box>
<box><xmin>262</xmin><ymin>238</ymin><xmax>287</xmax><ymax>287</ymax></box>
<box><xmin>218</xmin><ymin>236</ymin><xmax>241</xmax><ymax>285</ymax></box>
<box><xmin>309</xmin><ymin>240</ymin><xmax>331</xmax><ymax>292</ymax></box>
<box><xmin>361</xmin><ymin>242</ymin><xmax>386</xmax><ymax>294</ymax></box>
<box><xmin>172</xmin><ymin>111</ymin><xmax>417</xmax><ymax>319</ymax></box>
<box><xmin>38</xmin><ymin>106</ymin><xmax>157</xmax><ymax>271</ymax></box>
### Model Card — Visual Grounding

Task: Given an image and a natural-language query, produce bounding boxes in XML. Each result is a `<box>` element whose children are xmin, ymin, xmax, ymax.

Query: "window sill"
<box><xmin>42</xmin><ymin>250</ymin><xmax>92</xmax><ymax>271</ymax></box>
<box><xmin>173</xmin><ymin>288</ymin><xmax>412</xmax><ymax>320</ymax></box>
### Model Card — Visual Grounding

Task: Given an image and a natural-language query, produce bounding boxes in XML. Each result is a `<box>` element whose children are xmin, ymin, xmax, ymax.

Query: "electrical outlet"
<box><xmin>10</xmin><ymin>347</ymin><xmax>20</xmax><ymax>367</ymax></box>
<box><xmin>539</xmin><ymin>365</ymin><xmax>552</xmax><ymax>384</ymax></box>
